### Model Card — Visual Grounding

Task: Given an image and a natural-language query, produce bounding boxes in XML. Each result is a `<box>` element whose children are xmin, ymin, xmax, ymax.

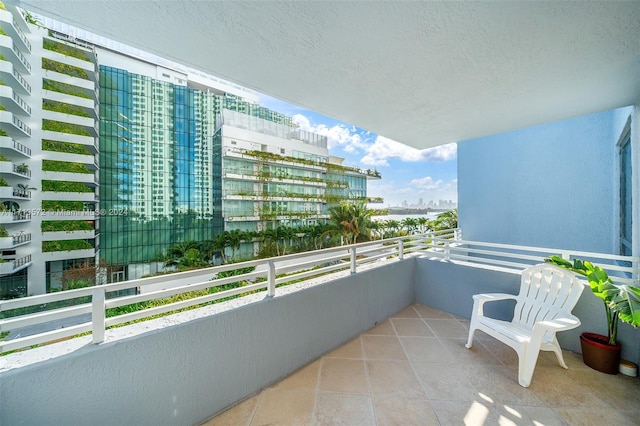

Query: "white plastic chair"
<box><xmin>465</xmin><ymin>263</ymin><xmax>584</xmax><ymax>387</ymax></box>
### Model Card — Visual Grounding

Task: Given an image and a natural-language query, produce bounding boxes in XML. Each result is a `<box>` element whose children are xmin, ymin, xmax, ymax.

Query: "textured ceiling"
<box><xmin>15</xmin><ymin>1</ymin><xmax>640</xmax><ymax>149</ymax></box>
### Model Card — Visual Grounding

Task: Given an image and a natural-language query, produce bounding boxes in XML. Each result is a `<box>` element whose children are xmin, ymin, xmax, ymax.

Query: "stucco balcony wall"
<box><xmin>0</xmin><ymin>259</ymin><xmax>415</xmax><ymax>426</ymax></box>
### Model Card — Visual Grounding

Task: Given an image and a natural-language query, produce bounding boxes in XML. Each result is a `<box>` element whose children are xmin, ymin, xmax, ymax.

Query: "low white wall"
<box><xmin>0</xmin><ymin>259</ymin><xmax>415</xmax><ymax>426</ymax></box>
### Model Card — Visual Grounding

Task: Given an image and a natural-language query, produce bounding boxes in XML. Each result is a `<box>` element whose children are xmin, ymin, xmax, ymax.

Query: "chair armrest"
<box><xmin>471</xmin><ymin>293</ymin><xmax>518</xmax><ymax>318</ymax></box>
<box><xmin>472</xmin><ymin>293</ymin><xmax>518</xmax><ymax>303</ymax></box>
<box><xmin>533</xmin><ymin>316</ymin><xmax>581</xmax><ymax>333</ymax></box>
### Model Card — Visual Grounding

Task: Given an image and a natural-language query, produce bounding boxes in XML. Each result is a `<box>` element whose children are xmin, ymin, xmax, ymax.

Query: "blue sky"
<box><xmin>258</xmin><ymin>95</ymin><xmax>458</xmax><ymax>208</ymax></box>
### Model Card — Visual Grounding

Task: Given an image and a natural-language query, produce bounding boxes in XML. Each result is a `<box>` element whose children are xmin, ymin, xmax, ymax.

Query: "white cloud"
<box><xmin>360</xmin><ymin>136</ymin><xmax>457</xmax><ymax>166</ymax></box>
<box><xmin>292</xmin><ymin>114</ymin><xmax>367</xmax><ymax>151</ymax></box>
<box><xmin>291</xmin><ymin>114</ymin><xmax>457</xmax><ymax>167</ymax></box>
<box><xmin>410</xmin><ymin>176</ymin><xmax>443</xmax><ymax>190</ymax></box>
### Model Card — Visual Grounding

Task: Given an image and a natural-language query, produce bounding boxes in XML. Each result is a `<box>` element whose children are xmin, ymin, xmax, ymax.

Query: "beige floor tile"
<box><xmin>412</xmin><ymin>362</ymin><xmax>480</xmax><ymax>401</ymax></box>
<box><xmin>363</xmin><ymin>319</ymin><xmax>396</xmax><ymax>335</ymax></box>
<box><xmin>273</xmin><ymin>360</ymin><xmax>320</xmax><ymax>390</ymax></box>
<box><xmin>461</xmin><ymin>364</ymin><xmax>546</xmax><ymax>406</ymax></box>
<box><xmin>400</xmin><ymin>336</ymin><xmax>452</xmax><ymax>363</ymax></box>
<box><xmin>362</xmin><ymin>335</ymin><xmax>407</xmax><ymax>360</ymax></box>
<box><xmin>366</xmin><ymin>359</ymin><xmax>425</xmax><ymax>398</ymax></box>
<box><xmin>202</xmin><ymin>395</ymin><xmax>258</xmax><ymax>426</ymax></box>
<box><xmin>528</xmin><ymin>365</ymin><xmax>608</xmax><ymax>409</ymax></box>
<box><xmin>424</xmin><ymin>318</ymin><xmax>469</xmax><ymax>338</ymax></box>
<box><xmin>392</xmin><ymin>305</ymin><xmax>420</xmax><ymax>318</ymax></box>
<box><xmin>412</xmin><ymin>303</ymin><xmax>455</xmax><ymax>319</ymax></box>
<box><xmin>390</xmin><ymin>318</ymin><xmax>434</xmax><ymax>337</ymax></box>
<box><xmin>490</xmin><ymin>405</ymin><xmax>567</xmax><ymax>426</ymax></box>
<box><xmin>313</xmin><ymin>392</ymin><xmax>376</xmax><ymax>426</ymax></box>
<box><xmin>250</xmin><ymin>388</ymin><xmax>315</xmax><ymax>426</ymax></box>
<box><xmin>372</xmin><ymin>396</ymin><xmax>439</xmax><ymax>426</ymax></box>
<box><xmin>439</xmin><ymin>338</ymin><xmax>503</xmax><ymax>365</ymax></box>
<box><xmin>478</xmin><ymin>338</ymin><xmax>519</xmax><ymax>366</ymax></box>
<box><xmin>319</xmin><ymin>358</ymin><xmax>369</xmax><ymax>395</ymax></box>
<box><xmin>430</xmin><ymin>399</ymin><xmax>499</xmax><ymax>426</ymax></box>
<box><xmin>326</xmin><ymin>337</ymin><xmax>363</xmax><ymax>359</ymax></box>
<box><xmin>556</xmin><ymin>407</ymin><xmax>640</xmax><ymax>426</ymax></box>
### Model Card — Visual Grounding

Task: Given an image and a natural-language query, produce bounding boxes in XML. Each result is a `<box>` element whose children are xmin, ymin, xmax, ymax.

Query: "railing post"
<box><xmin>455</xmin><ymin>228</ymin><xmax>462</xmax><ymax>240</ymax></box>
<box><xmin>267</xmin><ymin>260</ymin><xmax>276</xmax><ymax>297</ymax></box>
<box><xmin>350</xmin><ymin>247</ymin><xmax>357</xmax><ymax>275</ymax></box>
<box><xmin>444</xmin><ymin>240</ymin><xmax>450</xmax><ymax>261</ymax></box>
<box><xmin>398</xmin><ymin>240</ymin><xmax>404</xmax><ymax>260</ymax></box>
<box><xmin>92</xmin><ymin>286</ymin><xmax>105</xmax><ymax>344</ymax></box>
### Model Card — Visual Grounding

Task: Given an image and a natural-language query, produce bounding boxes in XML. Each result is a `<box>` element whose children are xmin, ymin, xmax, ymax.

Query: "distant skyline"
<box><xmin>258</xmin><ymin>95</ymin><xmax>458</xmax><ymax>208</ymax></box>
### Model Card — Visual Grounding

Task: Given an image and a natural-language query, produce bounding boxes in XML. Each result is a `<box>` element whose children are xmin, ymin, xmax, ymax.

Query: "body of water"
<box><xmin>372</xmin><ymin>213</ymin><xmax>441</xmax><ymax>222</ymax></box>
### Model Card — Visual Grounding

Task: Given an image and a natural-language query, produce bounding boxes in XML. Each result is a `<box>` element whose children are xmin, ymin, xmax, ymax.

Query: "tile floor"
<box><xmin>203</xmin><ymin>304</ymin><xmax>640</xmax><ymax>425</ymax></box>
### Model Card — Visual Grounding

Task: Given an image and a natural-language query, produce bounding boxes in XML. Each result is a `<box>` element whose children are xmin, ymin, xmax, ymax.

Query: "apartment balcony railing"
<box><xmin>0</xmin><ymin>136</ymin><xmax>31</xmax><ymax>157</ymax></box>
<box><xmin>2</xmin><ymin>228</ymin><xmax>638</xmax><ymax>355</ymax></box>
<box><xmin>0</xmin><ymin>253</ymin><xmax>31</xmax><ymax>276</ymax></box>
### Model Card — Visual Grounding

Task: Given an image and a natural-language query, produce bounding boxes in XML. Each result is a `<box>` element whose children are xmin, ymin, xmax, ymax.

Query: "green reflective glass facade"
<box><xmin>99</xmin><ymin>66</ymin><xmax>223</xmax><ymax>266</ymax></box>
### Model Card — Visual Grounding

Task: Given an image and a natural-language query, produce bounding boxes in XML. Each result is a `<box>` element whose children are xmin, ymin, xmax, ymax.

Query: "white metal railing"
<box><xmin>422</xmin><ymin>237</ymin><xmax>639</xmax><ymax>285</ymax></box>
<box><xmin>0</xmin><ymin>229</ymin><xmax>455</xmax><ymax>353</ymax></box>
<box><xmin>2</xmin><ymin>229</ymin><xmax>638</xmax><ymax>354</ymax></box>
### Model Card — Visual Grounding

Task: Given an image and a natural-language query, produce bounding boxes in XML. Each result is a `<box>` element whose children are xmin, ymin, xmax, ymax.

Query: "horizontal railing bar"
<box><xmin>0</xmin><ymin>303</ymin><xmax>91</xmax><ymax>331</ymax></box>
<box><xmin>0</xmin><ymin>322</ymin><xmax>91</xmax><ymax>353</ymax></box>
<box><xmin>105</xmin><ymin>282</ymin><xmax>268</xmax><ymax>327</ymax></box>
<box><xmin>105</xmin><ymin>270</ymin><xmax>267</xmax><ymax>309</ymax></box>
<box><xmin>274</xmin><ymin>263</ymin><xmax>351</xmax><ymax>286</ymax></box>
<box><xmin>274</xmin><ymin>252</ymin><xmax>350</xmax><ymax>275</ymax></box>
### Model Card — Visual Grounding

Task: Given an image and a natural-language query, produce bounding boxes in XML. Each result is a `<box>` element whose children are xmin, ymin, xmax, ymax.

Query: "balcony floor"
<box><xmin>203</xmin><ymin>304</ymin><xmax>640</xmax><ymax>425</ymax></box>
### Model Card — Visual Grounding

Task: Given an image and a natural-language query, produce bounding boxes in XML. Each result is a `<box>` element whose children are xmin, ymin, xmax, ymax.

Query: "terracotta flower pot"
<box><xmin>580</xmin><ymin>332</ymin><xmax>621</xmax><ymax>374</ymax></box>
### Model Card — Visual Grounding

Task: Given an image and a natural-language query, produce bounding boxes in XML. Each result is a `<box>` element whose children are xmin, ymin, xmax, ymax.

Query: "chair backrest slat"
<box><xmin>513</xmin><ymin>264</ymin><xmax>584</xmax><ymax>329</ymax></box>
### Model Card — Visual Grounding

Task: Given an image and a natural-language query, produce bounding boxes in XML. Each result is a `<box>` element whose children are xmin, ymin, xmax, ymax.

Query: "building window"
<box><xmin>619</xmin><ymin>127</ymin><xmax>632</xmax><ymax>256</ymax></box>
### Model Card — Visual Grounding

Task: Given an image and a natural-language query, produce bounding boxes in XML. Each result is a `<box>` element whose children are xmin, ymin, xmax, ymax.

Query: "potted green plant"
<box><xmin>545</xmin><ymin>255</ymin><xmax>640</xmax><ymax>373</ymax></box>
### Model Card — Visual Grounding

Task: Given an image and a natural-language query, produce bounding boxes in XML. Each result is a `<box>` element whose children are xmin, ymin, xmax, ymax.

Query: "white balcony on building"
<box><xmin>0</xmin><ymin>59</ymin><xmax>30</xmax><ymax>94</ymax></box>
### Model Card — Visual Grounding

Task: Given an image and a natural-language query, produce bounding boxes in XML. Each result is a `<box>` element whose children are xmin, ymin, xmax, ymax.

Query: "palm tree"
<box><xmin>226</xmin><ymin>229</ymin><xmax>243</xmax><ymax>261</ymax></box>
<box><xmin>324</xmin><ymin>202</ymin><xmax>373</xmax><ymax>245</ymax></box>
<box><xmin>417</xmin><ymin>217</ymin><xmax>430</xmax><ymax>233</ymax></box>
<box><xmin>401</xmin><ymin>217</ymin><xmax>418</xmax><ymax>235</ymax></box>
<box><xmin>429</xmin><ymin>209</ymin><xmax>458</xmax><ymax>231</ymax></box>
<box><xmin>212</xmin><ymin>233</ymin><xmax>229</xmax><ymax>264</ymax></box>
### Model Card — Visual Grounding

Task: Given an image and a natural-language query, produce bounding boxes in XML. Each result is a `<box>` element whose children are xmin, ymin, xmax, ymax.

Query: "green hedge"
<box><xmin>41</xmin><ymin>200</ymin><xmax>84</xmax><ymax>211</ymax></box>
<box><xmin>42</xmin><ymin>100</ymin><xmax>91</xmax><ymax>118</ymax></box>
<box><xmin>42</xmin><ymin>239</ymin><xmax>93</xmax><ymax>252</ymax></box>
<box><xmin>42</xmin><ymin>180</ymin><xmax>94</xmax><ymax>193</ymax></box>
<box><xmin>42</xmin><ymin>58</ymin><xmax>89</xmax><ymax>80</ymax></box>
<box><xmin>42</xmin><ymin>220</ymin><xmax>93</xmax><ymax>232</ymax></box>
<box><xmin>42</xmin><ymin>140</ymin><xmax>92</xmax><ymax>155</ymax></box>
<box><xmin>43</xmin><ymin>39</ymin><xmax>91</xmax><ymax>62</ymax></box>
<box><xmin>42</xmin><ymin>79</ymin><xmax>91</xmax><ymax>99</ymax></box>
<box><xmin>42</xmin><ymin>159</ymin><xmax>92</xmax><ymax>174</ymax></box>
<box><xmin>42</xmin><ymin>120</ymin><xmax>91</xmax><ymax>137</ymax></box>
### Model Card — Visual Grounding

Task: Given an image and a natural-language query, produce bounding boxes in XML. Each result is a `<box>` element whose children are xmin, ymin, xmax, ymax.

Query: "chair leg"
<box><xmin>550</xmin><ymin>337</ymin><xmax>568</xmax><ymax>369</ymax></box>
<box><xmin>517</xmin><ymin>347</ymin><xmax>537</xmax><ymax>388</ymax></box>
<box><xmin>465</xmin><ymin>327</ymin><xmax>476</xmax><ymax>349</ymax></box>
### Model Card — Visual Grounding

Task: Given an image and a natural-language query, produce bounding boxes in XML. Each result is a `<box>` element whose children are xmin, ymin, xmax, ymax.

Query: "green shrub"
<box><xmin>42</xmin><ymin>79</ymin><xmax>91</xmax><ymax>99</ymax></box>
<box><xmin>0</xmin><ymin>226</ymin><xmax>7</xmax><ymax>237</ymax></box>
<box><xmin>0</xmin><ymin>177</ymin><xmax>8</xmax><ymax>187</ymax></box>
<box><xmin>43</xmin><ymin>39</ymin><xmax>91</xmax><ymax>62</ymax></box>
<box><xmin>42</xmin><ymin>140</ymin><xmax>91</xmax><ymax>155</ymax></box>
<box><xmin>0</xmin><ymin>153</ymin><xmax>9</xmax><ymax>162</ymax></box>
<box><xmin>41</xmin><ymin>220</ymin><xmax>93</xmax><ymax>232</ymax></box>
<box><xmin>42</xmin><ymin>239</ymin><xmax>93</xmax><ymax>252</ymax></box>
<box><xmin>42</xmin><ymin>180</ymin><xmax>94</xmax><ymax>192</ymax></box>
<box><xmin>42</xmin><ymin>100</ymin><xmax>91</xmax><ymax>118</ymax></box>
<box><xmin>42</xmin><ymin>120</ymin><xmax>91</xmax><ymax>137</ymax></box>
<box><xmin>42</xmin><ymin>58</ymin><xmax>89</xmax><ymax>80</ymax></box>
<box><xmin>0</xmin><ymin>129</ymin><xmax>7</xmax><ymax>137</ymax></box>
<box><xmin>41</xmin><ymin>200</ymin><xmax>84</xmax><ymax>211</ymax></box>
<box><xmin>42</xmin><ymin>160</ymin><xmax>92</xmax><ymax>174</ymax></box>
